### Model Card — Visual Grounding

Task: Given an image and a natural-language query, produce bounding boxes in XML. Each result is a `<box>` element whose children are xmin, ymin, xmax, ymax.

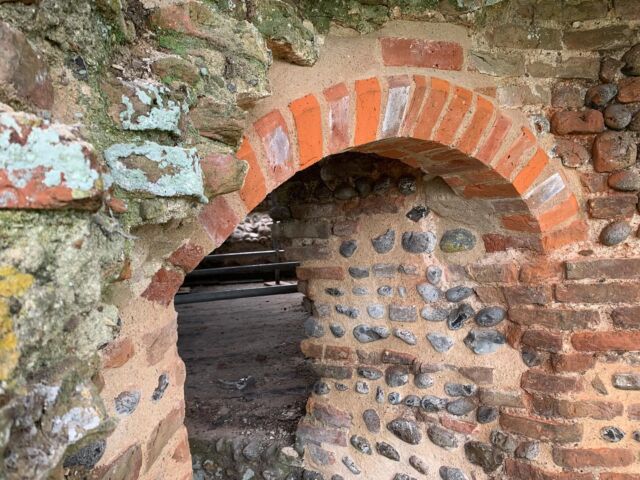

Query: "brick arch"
<box><xmin>200</xmin><ymin>75</ymin><xmax>586</xmax><ymax>255</ymax></box>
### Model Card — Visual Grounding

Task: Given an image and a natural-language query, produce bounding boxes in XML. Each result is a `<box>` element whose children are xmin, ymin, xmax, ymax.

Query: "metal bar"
<box><xmin>175</xmin><ymin>284</ymin><xmax>299</xmax><ymax>304</ymax></box>
<box><xmin>185</xmin><ymin>261</ymin><xmax>299</xmax><ymax>279</ymax></box>
<box><xmin>202</xmin><ymin>250</ymin><xmax>284</xmax><ymax>262</ymax></box>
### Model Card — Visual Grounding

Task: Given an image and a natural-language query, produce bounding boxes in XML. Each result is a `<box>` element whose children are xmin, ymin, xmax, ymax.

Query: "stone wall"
<box><xmin>0</xmin><ymin>1</ymin><xmax>640</xmax><ymax>479</ymax></box>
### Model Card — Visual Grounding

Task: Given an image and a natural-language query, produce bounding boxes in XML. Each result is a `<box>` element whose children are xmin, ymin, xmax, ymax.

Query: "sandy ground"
<box><xmin>176</xmin><ymin>287</ymin><xmax>315</xmax><ymax>444</ymax></box>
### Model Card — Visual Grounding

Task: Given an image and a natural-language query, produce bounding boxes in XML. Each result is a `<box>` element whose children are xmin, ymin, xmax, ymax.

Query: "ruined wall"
<box><xmin>0</xmin><ymin>1</ymin><xmax>640</xmax><ymax>480</ymax></box>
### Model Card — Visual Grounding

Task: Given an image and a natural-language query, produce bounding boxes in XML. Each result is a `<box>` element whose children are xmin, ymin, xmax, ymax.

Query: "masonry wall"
<box><xmin>1</xmin><ymin>1</ymin><xmax>640</xmax><ymax>480</ymax></box>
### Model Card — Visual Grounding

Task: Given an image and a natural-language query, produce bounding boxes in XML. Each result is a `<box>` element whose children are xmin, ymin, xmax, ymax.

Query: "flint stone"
<box><xmin>427</xmin><ymin>333</ymin><xmax>454</xmax><ymax>353</ymax></box>
<box><xmin>613</xmin><ymin>373</ymin><xmax>640</xmax><ymax>389</ymax></box>
<box><xmin>350</xmin><ymin>435</ymin><xmax>372</xmax><ymax>454</ymax></box>
<box><xmin>367</xmin><ymin>304</ymin><xmax>385</xmax><ymax>319</ymax></box>
<box><xmin>491</xmin><ymin>430</ymin><xmax>518</xmax><ymax>453</ymax></box>
<box><xmin>601</xmin><ymin>426</ymin><xmax>625</xmax><ymax>442</ymax></box>
<box><xmin>355</xmin><ymin>381</ymin><xmax>369</xmax><ymax>394</ymax></box>
<box><xmin>377</xmin><ymin>441</ymin><xmax>400</xmax><ymax>461</ymax></box>
<box><xmin>387</xmin><ymin>418</ymin><xmax>422</xmax><ymax>445</ymax></box>
<box><xmin>475</xmin><ymin>307</ymin><xmax>506</xmax><ymax>327</ymax></box>
<box><xmin>398</xmin><ymin>175</ymin><xmax>417</xmax><ymax>195</ymax></box>
<box><xmin>353</xmin><ymin>325</ymin><xmax>390</xmax><ymax>343</ymax></box>
<box><xmin>304</xmin><ymin>317</ymin><xmax>325</xmax><ymax>338</ymax></box>
<box><xmin>357</xmin><ymin>366</ymin><xmax>383</xmax><ymax>380</ymax></box>
<box><xmin>477</xmin><ymin>406</ymin><xmax>499</xmax><ymax>424</ymax></box>
<box><xmin>415</xmin><ymin>373</ymin><xmax>434</xmax><ymax>388</ymax></box>
<box><xmin>378</xmin><ymin>285</ymin><xmax>393</xmax><ymax>296</ymax></box>
<box><xmin>386</xmin><ymin>366</ymin><xmax>409</xmax><ymax>387</ymax></box>
<box><xmin>421</xmin><ymin>395</ymin><xmax>447</xmax><ymax>412</ymax></box>
<box><xmin>393</xmin><ymin>475</ymin><xmax>416</xmax><ymax>480</ymax></box>
<box><xmin>352</xmin><ymin>286</ymin><xmax>368</xmax><ymax>296</ymax></box>
<box><xmin>394</xmin><ymin>328</ymin><xmax>417</xmax><ymax>345</ymax></box>
<box><xmin>325</xmin><ymin>287</ymin><xmax>344</xmax><ymax>297</ymax></box>
<box><xmin>439</xmin><ymin>466</ymin><xmax>468</xmax><ymax>480</ymax></box>
<box><xmin>421</xmin><ymin>306</ymin><xmax>448</xmax><ymax>322</ymax></box>
<box><xmin>446</xmin><ymin>398</ymin><xmax>477</xmax><ymax>416</ymax></box>
<box><xmin>314</xmin><ymin>381</ymin><xmax>330</xmax><ymax>395</ymax></box>
<box><xmin>335</xmin><ymin>305</ymin><xmax>358</xmax><ymax>319</ymax></box>
<box><xmin>446</xmin><ymin>286</ymin><xmax>474</xmax><ymax>302</ymax></box>
<box><xmin>404</xmin><ymin>395</ymin><xmax>421</xmax><ymax>407</ymax></box>
<box><xmin>427</xmin><ymin>265</ymin><xmax>443</xmax><ymax>284</ymax></box>
<box><xmin>464</xmin><ymin>441</ymin><xmax>505</xmax><ymax>473</ymax></box>
<box><xmin>427</xmin><ymin>425</ymin><xmax>458</xmax><ymax>449</ymax></box>
<box><xmin>447</xmin><ymin>303</ymin><xmax>475</xmax><ymax>330</ymax></box>
<box><xmin>388</xmin><ymin>392</ymin><xmax>401</xmax><ymax>405</ymax></box>
<box><xmin>445</xmin><ymin>383</ymin><xmax>477</xmax><ymax>397</ymax></box>
<box><xmin>600</xmin><ymin>220</ymin><xmax>632</xmax><ymax>246</ymax></box>
<box><xmin>515</xmin><ymin>441</ymin><xmax>540</xmax><ymax>460</ymax></box>
<box><xmin>585</xmin><ymin>83</ymin><xmax>618</xmax><ymax>107</ymax></box>
<box><xmin>342</xmin><ymin>456</ymin><xmax>360</xmax><ymax>475</ymax></box>
<box><xmin>406</xmin><ymin>205</ymin><xmax>430</xmax><ymax>222</ymax></box>
<box><xmin>363</xmin><ymin>409</ymin><xmax>380</xmax><ymax>433</ymax></box>
<box><xmin>372</xmin><ymin>229</ymin><xmax>395</xmax><ymax>253</ymax></box>
<box><xmin>440</xmin><ymin>229</ymin><xmax>476</xmax><ymax>253</ymax></box>
<box><xmin>402</xmin><ymin>231</ymin><xmax>436</xmax><ymax>253</ymax></box>
<box><xmin>464</xmin><ymin>330</ymin><xmax>506</xmax><ymax>354</ymax></box>
<box><xmin>349</xmin><ymin>267</ymin><xmax>370</xmax><ymax>279</ymax></box>
<box><xmin>115</xmin><ymin>391</ymin><xmax>140</xmax><ymax>415</ymax></box>
<box><xmin>330</xmin><ymin>323</ymin><xmax>345</xmax><ymax>338</ymax></box>
<box><xmin>409</xmin><ymin>455</ymin><xmax>429</xmax><ymax>474</ymax></box>
<box><xmin>376</xmin><ymin>386</ymin><xmax>385</xmax><ymax>403</ymax></box>
<box><xmin>372</xmin><ymin>263</ymin><xmax>398</xmax><ymax>278</ymax></box>
<box><xmin>417</xmin><ymin>283</ymin><xmax>441</xmax><ymax>303</ymax></box>
<box><xmin>339</xmin><ymin>240</ymin><xmax>358</xmax><ymax>258</ymax></box>
<box><xmin>63</xmin><ymin>440</ymin><xmax>106</xmax><ymax>469</ymax></box>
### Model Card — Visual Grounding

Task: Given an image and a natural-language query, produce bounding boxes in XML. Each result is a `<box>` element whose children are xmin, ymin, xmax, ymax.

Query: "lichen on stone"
<box><xmin>104</xmin><ymin>141</ymin><xmax>207</xmax><ymax>202</ymax></box>
<box><xmin>119</xmin><ymin>81</ymin><xmax>184</xmax><ymax>135</ymax></box>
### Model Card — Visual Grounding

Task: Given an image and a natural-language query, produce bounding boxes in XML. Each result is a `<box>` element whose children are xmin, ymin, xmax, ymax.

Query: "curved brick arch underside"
<box><xmin>199</xmin><ymin>75</ymin><xmax>585</xmax><ymax>254</ymax></box>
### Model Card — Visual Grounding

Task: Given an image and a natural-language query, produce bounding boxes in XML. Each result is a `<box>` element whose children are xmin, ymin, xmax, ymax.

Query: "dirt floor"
<box><xmin>176</xmin><ymin>285</ymin><xmax>315</xmax><ymax>445</ymax></box>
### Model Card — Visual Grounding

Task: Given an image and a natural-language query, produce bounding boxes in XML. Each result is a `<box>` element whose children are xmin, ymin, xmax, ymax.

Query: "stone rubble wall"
<box><xmin>0</xmin><ymin>1</ymin><xmax>639</xmax><ymax>480</ymax></box>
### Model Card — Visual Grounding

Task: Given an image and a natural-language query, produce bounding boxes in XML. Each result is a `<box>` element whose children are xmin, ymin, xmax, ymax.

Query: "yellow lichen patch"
<box><xmin>0</xmin><ymin>265</ymin><xmax>34</xmax><ymax>297</ymax></box>
<box><xmin>0</xmin><ymin>266</ymin><xmax>33</xmax><ymax>381</ymax></box>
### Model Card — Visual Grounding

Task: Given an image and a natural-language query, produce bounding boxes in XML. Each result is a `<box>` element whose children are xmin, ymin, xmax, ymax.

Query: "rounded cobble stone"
<box><xmin>475</xmin><ymin>307</ymin><xmax>506</xmax><ymax>327</ymax></box>
<box><xmin>440</xmin><ymin>228</ymin><xmax>476</xmax><ymax>253</ymax></box>
<box><xmin>402</xmin><ymin>231</ymin><xmax>436</xmax><ymax>253</ymax></box>
<box><xmin>372</xmin><ymin>229</ymin><xmax>395</xmax><ymax>254</ymax></box>
<box><xmin>600</xmin><ymin>220</ymin><xmax>632</xmax><ymax>246</ymax></box>
<box><xmin>339</xmin><ymin>240</ymin><xmax>358</xmax><ymax>258</ymax></box>
<box><xmin>445</xmin><ymin>286</ymin><xmax>474</xmax><ymax>302</ymax></box>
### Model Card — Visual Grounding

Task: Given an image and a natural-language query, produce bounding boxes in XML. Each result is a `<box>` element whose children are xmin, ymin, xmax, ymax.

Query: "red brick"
<box><xmin>323</xmin><ymin>83</ymin><xmax>351</xmax><ymax>153</ymax></box>
<box><xmin>141</xmin><ymin>268</ymin><xmax>184</xmax><ymax>306</ymax></box>
<box><xmin>551</xmin><ymin>109</ymin><xmax>605</xmax><ymax>135</ymax></box>
<box><xmin>440</xmin><ymin>415</ymin><xmax>477</xmax><ymax>434</ymax></box>
<box><xmin>254</xmin><ymin>109</ymin><xmax>294</xmax><ymax>184</ymax></box>
<box><xmin>509</xmin><ymin>307</ymin><xmax>600</xmax><ymax>330</ymax></box>
<box><xmin>504</xmin><ymin>285</ymin><xmax>553</xmax><ymax>306</ymax></box>
<box><xmin>581</xmin><ymin>171</ymin><xmax>610</xmax><ymax>193</ymax></box>
<box><xmin>553</xmin><ymin>448</ymin><xmax>635</xmax><ymax>469</ymax></box>
<box><xmin>520</xmin><ymin>260</ymin><xmax>563</xmax><ymax>283</ymax></box>
<box><xmin>555</xmin><ymin>137</ymin><xmax>590</xmax><ymax>167</ymax></box>
<box><xmin>380</xmin><ymin>37</ymin><xmax>463</xmax><ymax>70</ymax></box>
<box><xmin>474</xmin><ymin>285</ymin><xmax>507</xmax><ymax>304</ymax></box>
<box><xmin>521</xmin><ymin>330</ymin><xmax>564</xmax><ymax>353</ymax></box>
<box><xmin>467</xmin><ymin>262</ymin><xmax>519</xmax><ymax>283</ymax></box>
<box><xmin>236</xmin><ymin>137</ymin><xmax>267</xmax><ymax>211</ymax></box>
<box><xmin>172</xmin><ymin>430</ymin><xmax>190</xmax><ymax>463</ymax></box>
<box><xmin>297</xmin><ymin>421</ymin><xmax>347</xmax><ymax>447</ymax></box>
<box><xmin>90</xmin><ymin>444</ymin><xmax>142</xmax><ymax>479</ymax></box>
<box><xmin>144</xmin><ymin>321</ymin><xmax>178</xmax><ymax>366</ymax></box>
<box><xmin>456</xmin><ymin>95</ymin><xmax>495</xmax><ymax>154</ymax></box>
<box><xmin>413</xmin><ymin>78</ymin><xmax>450</xmax><ymax>140</ymax></box>
<box><xmin>381</xmin><ymin>349</ymin><xmax>416</xmax><ymax>365</ymax></box>
<box><xmin>198</xmin><ymin>195</ymin><xmax>241</xmax><ymax>247</ymax></box>
<box><xmin>588</xmin><ymin>194</ymin><xmax>638</xmax><ymax>219</ymax></box>
<box><xmin>483</xmin><ymin>232</ymin><xmax>542</xmax><ymax>252</ymax></box>
<box><xmin>556</xmin><ymin>282</ymin><xmax>640</xmax><ymax>303</ymax></box>
<box><xmin>566</xmin><ymin>258</ymin><xmax>640</xmax><ymax>280</ymax></box>
<box><xmin>494</xmin><ymin>127</ymin><xmax>537</xmax><ymax>179</ymax></box>
<box><xmin>541</xmin><ymin>219</ymin><xmax>588</xmax><ymax>251</ymax></box>
<box><xmin>504</xmin><ymin>459</ymin><xmax>594</xmax><ymax>480</ymax></box>
<box><xmin>289</xmin><ymin>94</ymin><xmax>323</xmax><ymax>167</ymax></box>
<box><xmin>146</xmin><ymin>405</ymin><xmax>185</xmax><ymax>469</ymax></box>
<box><xmin>101</xmin><ymin>337</ymin><xmax>135</xmax><ymax>369</ymax></box>
<box><xmin>499</xmin><ymin>412</ymin><xmax>583</xmax><ymax>443</ymax></box>
<box><xmin>200</xmin><ymin>152</ymin><xmax>246</xmax><ymax>198</ymax></box>
<box><xmin>572</xmin><ymin>331</ymin><xmax>640</xmax><ymax>352</ymax></box>
<box><xmin>458</xmin><ymin>367</ymin><xmax>493</xmax><ymax>384</ymax></box>
<box><xmin>521</xmin><ymin>370</ymin><xmax>583</xmax><ymax>394</ymax></box>
<box><xmin>296</xmin><ymin>267</ymin><xmax>344</xmax><ymax>280</ymax></box>
<box><xmin>169</xmin><ymin>243</ymin><xmax>204</xmax><ymax>273</ymax></box>
<box><xmin>476</xmin><ymin>114</ymin><xmax>513</xmax><ymax>164</ymax></box>
<box><xmin>434</xmin><ymin>86</ymin><xmax>473</xmax><ymax>145</ymax></box>
<box><xmin>593</xmin><ymin>131</ymin><xmax>638</xmax><ymax>173</ymax></box>
<box><xmin>464</xmin><ymin>182</ymin><xmax>520</xmax><ymax>199</ymax></box>
<box><xmin>308</xmin><ymin>399</ymin><xmax>352</xmax><ymax>428</ymax></box>
<box><xmin>628</xmin><ymin>404</ymin><xmax>640</xmax><ymax>421</ymax></box>
<box><xmin>612</xmin><ymin>306</ymin><xmax>640</xmax><ymax>329</ymax></box>
<box><xmin>551</xmin><ymin>353</ymin><xmax>596</xmax><ymax>373</ymax></box>
<box><xmin>533</xmin><ymin>395</ymin><xmax>623</xmax><ymax>420</ymax></box>
<box><xmin>600</xmin><ymin>474</ymin><xmax>640</xmax><ymax>480</ymax></box>
<box><xmin>478</xmin><ymin>389</ymin><xmax>524</xmax><ymax>408</ymax></box>
<box><xmin>354</xmin><ymin>77</ymin><xmax>381</xmax><ymax>145</ymax></box>
<box><xmin>617</xmin><ymin>77</ymin><xmax>640</xmax><ymax>102</ymax></box>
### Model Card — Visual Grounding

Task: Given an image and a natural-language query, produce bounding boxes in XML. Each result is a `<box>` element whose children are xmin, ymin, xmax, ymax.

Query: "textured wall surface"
<box><xmin>0</xmin><ymin>1</ymin><xmax>639</xmax><ymax>479</ymax></box>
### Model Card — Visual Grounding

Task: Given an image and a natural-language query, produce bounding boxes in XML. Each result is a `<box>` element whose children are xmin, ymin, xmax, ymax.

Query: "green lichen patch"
<box><xmin>104</xmin><ymin>142</ymin><xmax>207</xmax><ymax>202</ymax></box>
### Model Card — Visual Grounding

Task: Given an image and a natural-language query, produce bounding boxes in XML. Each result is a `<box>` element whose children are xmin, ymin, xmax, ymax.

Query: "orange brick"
<box><xmin>539</xmin><ymin>195</ymin><xmax>580</xmax><ymax>231</ymax></box>
<box><xmin>463</xmin><ymin>182</ymin><xmax>519</xmax><ymax>199</ymax></box>
<box><xmin>434</xmin><ymin>86</ymin><xmax>473</xmax><ymax>145</ymax></box>
<box><xmin>476</xmin><ymin>114</ymin><xmax>512</xmax><ymax>165</ymax></box>
<box><xmin>401</xmin><ymin>75</ymin><xmax>429</xmax><ymax>135</ymax></box>
<box><xmin>289</xmin><ymin>94</ymin><xmax>323</xmax><ymax>168</ymax></box>
<box><xmin>513</xmin><ymin>148</ymin><xmax>549</xmax><ymax>194</ymax></box>
<box><xmin>237</xmin><ymin>137</ymin><xmax>267</xmax><ymax>211</ymax></box>
<box><xmin>380</xmin><ymin>37</ymin><xmax>463</xmax><ymax>70</ymax></box>
<box><xmin>354</xmin><ymin>77</ymin><xmax>382</xmax><ymax>145</ymax></box>
<box><xmin>413</xmin><ymin>78</ymin><xmax>450</xmax><ymax>140</ymax></box>
<box><xmin>455</xmin><ymin>95</ymin><xmax>495</xmax><ymax>155</ymax></box>
<box><xmin>253</xmin><ymin>109</ymin><xmax>294</xmax><ymax>184</ymax></box>
<box><xmin>494</xmin><ymin>127</ymin><xmax>537</xmax><ymax>179</ymax></box>
<box><xmin>323</xmin><ymin>82</ymin><xmax>351</xmax><ymax>153</ymax></box>
<box><xmin>541</xmin><ymin>219</ymin><xmax>588</xmax><ymax>251</ymax></box>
